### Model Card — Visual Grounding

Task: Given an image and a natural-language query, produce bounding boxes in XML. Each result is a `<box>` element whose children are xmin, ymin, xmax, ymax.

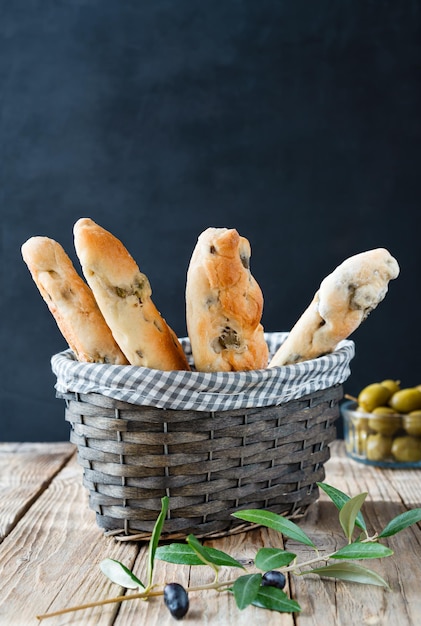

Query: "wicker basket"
<box><xmin>60</xmin><ymin>383</ymin><xmax>342</xmax><ymax>541</ymax></box>
<box><xmin>53</xmin><ymin>332</ymin><xmax>354</xmax><ymax>540</ymax></box>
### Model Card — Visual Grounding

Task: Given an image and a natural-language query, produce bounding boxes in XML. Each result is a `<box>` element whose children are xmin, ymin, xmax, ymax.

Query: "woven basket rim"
<box><xmin>52</xmin><ymin>332</ymin><xmax>354</xmax><ymax>412</ymax></box>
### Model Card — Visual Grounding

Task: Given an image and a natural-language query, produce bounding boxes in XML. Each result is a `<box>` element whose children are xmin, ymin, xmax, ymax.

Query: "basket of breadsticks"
<box><xmin>21</xmin><ymin>219</ymin><xmax>399</xmax><ymax>540</ymax></box>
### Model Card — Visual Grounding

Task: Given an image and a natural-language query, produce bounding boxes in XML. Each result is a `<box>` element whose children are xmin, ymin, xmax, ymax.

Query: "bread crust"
<box><xmin>269</xmin><ymin>248</ymin><xmax>400</xmax><ymax>367</ymax></box>
<box><xmin>21</xmin><ymin>236</ymin><xmax>128</xmax><ymax>364</ymax></box>
<box><xmin>73</xmin><ymin>218</ymin><xmax>190</xmax><ymax>371</ymax></box>
<box><xmin>186</xmin><ymin>227</ymin><xmax>269</xmax><ymax>371</ymax></box>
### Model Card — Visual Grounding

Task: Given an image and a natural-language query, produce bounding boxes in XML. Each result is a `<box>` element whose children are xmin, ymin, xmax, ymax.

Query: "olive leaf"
<box><xmin>232</xmin><ymin>509</ymin><xmax>316</xmax><ymax>548</ymax></box>
<box><xmin>252</xmin><ymin>586</ymin><xmax>301</xmax><ymax>613</ymax></box>
<box><xmin>147</xmin><ymin>496</ymin><xmax>169</xmax><ymax>587</ymax></box>
<box><xmin>339</xmin><ymin>492</ymin><xmax>368</xmax><ymax>541</ymax></box>
<box><xmin>304</xmin><ymin>562</ymin><xmax>390</xmax><ymax>589</ymax></box>
<box><xmin>232</xmin><ymin>574</ymin><xmax>262</xmax><ymax>610</ymax></box>
<box><xmin>186</xmin><ymin>534</ymin><xmax>222</xmax><ymax>571</ymax></box>
<box><xmin>156</xmin><ymin>542</ymin><xmax>245</xmax><ymax>569</ymax></box>
<box><xmin>99</xmin><ymin>558</ymin><xmax>144</xmax><ymax>589</ymax></box>
<box><xmin>254</xmin><ymin>548</ymin><xmax>296</xmax><ymax>571</ymax></box>
<box><xmin>378</xmin><ymin>508</ymin><xmax>421</xmax><ymax>538</ymax></box>
<box><xmin>331</xmin><ymin>543</ymin><xmax>393</xmax><ymax>560</ymax></box>
<box><xmin>317</xmin><ymin>482</ymin><xmax>367</xmax><ymax>533</ymax></box>
<box><xmin>155</xmin><ymin>543</ymin><xmax>204</xmax><ymax>566</ymax></box>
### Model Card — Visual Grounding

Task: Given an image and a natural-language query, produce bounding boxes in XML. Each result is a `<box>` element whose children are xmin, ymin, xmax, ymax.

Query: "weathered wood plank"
<box><xmin>289</xmin><ymin>440</ymin><xmax>421</xmax><ymax>625</ymax></box>
<box><xmin>0</xmin><ymin>442</ymin><xmax>75</xmax><ymax>542</ymax></box>
<box><xmin>1</xmin><ymin>440</ymin><xmax>421</xmax><ymax>625</ymax></box>
<box><xmin>0</xmin><ymin>453</ymin><xmax>139</xmax><ymax>626</ymax></box>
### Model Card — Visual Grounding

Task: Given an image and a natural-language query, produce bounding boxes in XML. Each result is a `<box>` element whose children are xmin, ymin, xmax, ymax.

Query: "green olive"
<box><xmin>345</xmin><ymin>431</ymin><xmax>353</xmax><ymax>454</ymax></box>
<box><xmin>351</xmin><ymin>408</ymin><xmax>371</xmax><ymax>430</ymax></box>
<box><xmin>380</xmin><ymin>379</ymin><xmax>401</xmax><ymax>395</ymax></box>
<box><xmin>368</xmin><ymin>407</ymin><xmax>402</xmax><ymax>436</ymax></box>
<box><xmin>354</xmin><ymin>427</ymin><xmax>369</xmax><ymax>455</ymax></box>
<box><xmin>357</xmin><ymin>383</ymin><xmax>392</xmax><ymax>412</ymax></box>
<box><xmin>402</xmin><ymin>411</ymin><xmax>421</xmax><ymax>437</ymax></box>
<box><xmin>389</xmin><ymin>388</ymin><xmax>421</xmax><ymax>413</ymax></box>
<box><xmin>391</xmin><ymin>436</ymin><xmax>421</xmax><ymax>463</ymax></box>
<box><xmin>366</xmin><ymin>434</ymin><xmax>393</xmax><ymax>461</ymax></box>
<box><xmin>346</xmin><ymin>424</ymin><xmax>369</xmax><ymax>455</ymax></box>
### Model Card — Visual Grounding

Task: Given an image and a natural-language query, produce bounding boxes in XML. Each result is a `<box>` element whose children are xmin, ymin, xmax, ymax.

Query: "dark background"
<box><xmin>1</xmin><ymin>1</ymin><xmax>420</xmax><ymax>442</ymax></box>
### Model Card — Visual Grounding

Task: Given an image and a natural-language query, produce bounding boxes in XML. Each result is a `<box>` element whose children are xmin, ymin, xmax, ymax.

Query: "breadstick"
<box><xmin>21</xmin><ymin>236</ymin><xmax>128</xmax><ymax>364</ymax></box>
<box><xmin>269</xmin><ymin>248</ymin><xmax>399</xmax><ymax>367</ymax></box>
<box><xmin>73</xmin><ymin>218</ymin><xmax>190</xmax><ymax>371</ymax></box>
<box><xmin>186</xmin><ymin>227</ymin><xmax>269</xmax><ymax>372</ymax></box>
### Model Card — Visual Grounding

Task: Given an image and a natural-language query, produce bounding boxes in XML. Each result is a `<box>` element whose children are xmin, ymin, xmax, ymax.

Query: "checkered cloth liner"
<box><xmin>51</xmin><ymin>332</ymin><xmax>354</xmax><ymax>412</ymax></box>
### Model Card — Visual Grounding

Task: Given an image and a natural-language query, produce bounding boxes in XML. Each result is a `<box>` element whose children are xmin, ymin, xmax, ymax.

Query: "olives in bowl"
<box><xmin>342</xmin><ymin>380</ymin><xmax>421</xmax><ymax>468</ymax></box>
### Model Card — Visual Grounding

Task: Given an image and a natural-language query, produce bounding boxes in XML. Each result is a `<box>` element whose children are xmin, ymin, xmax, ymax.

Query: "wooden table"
<box><xmin>1</xmin><ymin>440</ymin><xmax>420</xmax><ymax>625</ymax></box>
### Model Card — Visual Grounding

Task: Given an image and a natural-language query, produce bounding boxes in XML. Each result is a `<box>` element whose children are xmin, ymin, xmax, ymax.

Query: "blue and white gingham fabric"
<box><xmin>51</xmin><ymin>332</ymin><xmax>355</xmax><ymax>412</ymax></box>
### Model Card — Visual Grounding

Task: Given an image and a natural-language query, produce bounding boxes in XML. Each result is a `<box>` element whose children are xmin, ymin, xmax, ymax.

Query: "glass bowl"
<box><xmin>341</xmin><ymin>400</ymin><xmax>421</xmax><ymax>468</ymax></box>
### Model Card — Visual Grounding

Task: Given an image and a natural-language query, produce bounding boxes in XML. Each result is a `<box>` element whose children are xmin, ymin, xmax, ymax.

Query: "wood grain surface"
<box><xmin>0</xmin><ymin>441</ymin><xmax>420</xmax><ymax>625</ymax></box>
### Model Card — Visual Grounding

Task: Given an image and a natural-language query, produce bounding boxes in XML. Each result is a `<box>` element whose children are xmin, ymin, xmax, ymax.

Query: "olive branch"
<box><xmin>36</xmin><ymin>482</ymin><xmax>421</xmax><ymax>621</ymax></box>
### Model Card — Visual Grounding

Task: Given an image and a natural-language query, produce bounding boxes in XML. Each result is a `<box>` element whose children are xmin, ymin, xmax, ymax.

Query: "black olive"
<box><xmin>163</xmin><ymin>582</ymin><xmax>189</xmax><ymax>620</ymax></box>
<box><xmin>261</xmin><ymin>570</ymin><xmax>286</xmax><ymax>590</ymax></box>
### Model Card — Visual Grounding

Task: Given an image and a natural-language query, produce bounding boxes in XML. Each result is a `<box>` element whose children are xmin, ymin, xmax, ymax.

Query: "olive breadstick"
<box><xmin>73</xmin><ymin>218</ymin><xmax>190</xmax><ymax>371</ymax></box>
<box><xmin>21</xmin><ymin>236</ymin><xmax>128</xmax><ymax>364</ymax></box>
<box><xmin>185</xmin><ymin>227</ymin><xmax>269</xmax><ymax>372</ymax></box>
<box><xmin>269</xmin><ymin>248</ymin><xmax>399</xmax><ymax>367</ymax></box>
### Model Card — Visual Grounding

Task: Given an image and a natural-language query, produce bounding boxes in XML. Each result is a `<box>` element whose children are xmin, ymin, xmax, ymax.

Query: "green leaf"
<box><xmin>147</xmin><ymin>496</ymin><xmax>169</xmax><ymax>587</ymax></box>
<box><xmin>339</xmin><ymin>492</ymin><xmax>368</xmax><ymax>541</ymax></box>
<box><xmin>196</xmin><ymin>547</ymin><xmax>245</xmax><ymax>569</ymax></box>
<box><xmin>331</xmin><ymin>542</ymin><xmax>393</xmax><ymax>560</ymax></box>
<box><xmin>186</xmin><ymin>535</ymin><xmax>220</xmax><ymax>570</ymax></box>
<box><xmin>317</xmin><ymin>483</ymin><xmax>367</xmax><ymax>532</ymax></box>
<box><xmin>305</xmin><ymin>562</ymin><xmax>390</xmax><ymax>589</ymax></box>
<box><xmin>155</xmin><ymin>543</ymin><xmax>204</xmax><ymax>565</ymax></box>
<box><xmin>255</xmin><ymin>548</ymin><xmax>296</xmax><ymax>571</ymax></box>
<box><xmin>252</xmin><ymin>586</ymin><xmax>301</xmax><ymax>613</ymax></box>
<box><xmin>232</xmin><ymin>509</ymin><xmax>316</xmax><ymax>548</ymax></box>
<box><xmin>232</xmin><ymin>574</ymin><xmax>262</xmax><ymax>610</ymax></box>
<box><xmin>186</xmin><ymin>534</ymin><xmax>215</xmax><ymax>567</ymax></box>
<box><xmin>155</xmin><ymin>543</ymin><xmax>245</xmax><ymax>569</ymax></box>
<box><xmin>378</xmin><ymin>508</ymin><xmax>421</xmax><ymax>538</ymax></box>
<box><xmin>99</xmin><ymin>558</ymin><xmax>144</xmax><ymax>589</ymax></box>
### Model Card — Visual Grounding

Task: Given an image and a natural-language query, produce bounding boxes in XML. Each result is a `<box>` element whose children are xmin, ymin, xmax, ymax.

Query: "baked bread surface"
<box><xmin>21</xmin><ymin>236</ymin><xmax>128</xmax><ymax>364</ymax></box>
<box><xmin>186</xmin><ymin>227</ymin><xmax>269</xmax><ymax>372</ymax></box>
<box><xmin>269</xmin><ymin>247</ymin><xmax>400</xmax><ymax>367</ymax></box>
<box><xmin>73</xmin><ymin>218</ymin><xmax>190</xmax><ymax>371</ymax></box>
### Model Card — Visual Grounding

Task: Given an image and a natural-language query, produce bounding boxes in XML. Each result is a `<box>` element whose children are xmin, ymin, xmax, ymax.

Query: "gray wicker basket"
<box><xmin>52</xmin><ymin>332</ymin><xmax>354</xmax><ymax>540</ymax></box>
<box><xmin>60</xmin><ymin>383</ymin><xmax>342</xmax><ymax>541</ymax></box>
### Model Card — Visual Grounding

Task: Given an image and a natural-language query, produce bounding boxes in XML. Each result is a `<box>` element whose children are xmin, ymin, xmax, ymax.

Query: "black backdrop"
<box><xmin>2</xmin><ymin>1</ymin><xmax>420</xmax><ymax>441</ymax></box>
